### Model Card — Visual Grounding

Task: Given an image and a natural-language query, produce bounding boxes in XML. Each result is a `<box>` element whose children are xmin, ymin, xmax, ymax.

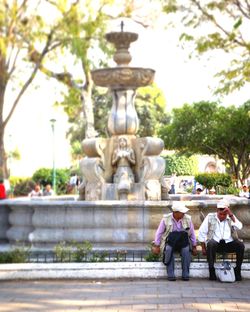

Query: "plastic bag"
<box><xmin>216</xmin><ymin>261</ymin><xmax>235</xmax><ymax>283</ymax></box>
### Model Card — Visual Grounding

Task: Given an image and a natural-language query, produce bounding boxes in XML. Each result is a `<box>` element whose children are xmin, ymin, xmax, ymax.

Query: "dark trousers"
<box><xmin>206</xmin><ymin>239</ymin><xmax>245</xmax><ymax>270</ymax></box>
<box><xmin>170</xmin><ymin>185</ymin><xmax>175</xmax><ymax>194</ymax></box>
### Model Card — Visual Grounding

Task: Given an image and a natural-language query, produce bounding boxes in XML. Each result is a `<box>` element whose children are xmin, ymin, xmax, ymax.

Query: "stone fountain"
<box><xmin>1</xmin><ymin>26</ymin><xmax>249</xmax><ymax>250</ymax></box>
<box><xmin>79</xmin><ymin>24</ymin><xmax>167</xmax><ymax>201</ymax></box>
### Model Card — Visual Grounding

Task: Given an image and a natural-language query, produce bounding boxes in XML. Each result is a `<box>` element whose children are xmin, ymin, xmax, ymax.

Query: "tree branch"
<box><xmin>191</xmin><ymin>0</ymin><xmax>248</xmax><ymax>48</ymax></box>
<box><xmin>234</xmin><ymin>0</ymin><xmax>250</xmax><ymax>19</ymax></box>
<box><xmin>3</xmin><ymin>30</ymin><xmax>54</xmax><ymax>127</ymax></box>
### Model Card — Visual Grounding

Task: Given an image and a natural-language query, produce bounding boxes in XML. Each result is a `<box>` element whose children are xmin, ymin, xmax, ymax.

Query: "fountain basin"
<box><xmin>105</xmin><ymin>32</ymin><xmax>138</xmax><ymax>46</ymax></box>
<box><xmin>91</xmin><ymin>67</ymin><xmax>155</xmax><ymax>88</ymax></box>
<box><xmin>1</xmin><ymin>196</ymin><xmax>249</xmax><ymax>249</ymax></box>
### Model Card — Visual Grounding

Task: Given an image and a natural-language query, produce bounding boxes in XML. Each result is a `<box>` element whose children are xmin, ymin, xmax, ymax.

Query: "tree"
<box><xmin>163</xmin><ymin>154</ymin><xmax>199</xmax><ymax>176</ymax></box>
<box><xmin>0</xmin><ymin>0</ymin><xmax>89</xmax><ymax>178</ymax></box>
<box><xmin>135</xmin><ymin>84</ymin><xmax>170</xmax><ymax>137</ymax></box>
<box><xmin>34</xmin><ymin>1</ymin><xmax>166</xmax><ymax>158</ymax></box>
<box><xmin>1</xmin><ymin>0</ymin><xmax>165</xmax><ymax>178</ymax></box>
<box><xmin>0</xmin><ymin>0</ymin><xmax>133</xmax><ymax>178</ymax></box>
<box><xmin>158</xmin><ymin>101</ymin><xmax>250</xmax><ymax>185</ymax></box>
<box><xmin>163</xmin><ymin>0</ymin><xmax>250</xmax><ymax>95</ymax></box>
<box><xmin>1</xmin><ymin>1</ymin><xmax>47</xmax><ymax>177</ymax></box>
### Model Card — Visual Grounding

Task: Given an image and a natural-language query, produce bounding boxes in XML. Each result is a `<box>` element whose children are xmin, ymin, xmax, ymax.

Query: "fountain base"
<box><xmin>1</xmin><ymin>197</ymin><xmax>249</xmax><ymax>250</ymax></box>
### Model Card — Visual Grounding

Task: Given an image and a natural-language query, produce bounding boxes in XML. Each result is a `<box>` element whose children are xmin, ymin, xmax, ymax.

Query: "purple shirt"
<box><xmin>154</xmin><ymin>214</ymin><xmax>197</xmax><ymax>246</ymax></box>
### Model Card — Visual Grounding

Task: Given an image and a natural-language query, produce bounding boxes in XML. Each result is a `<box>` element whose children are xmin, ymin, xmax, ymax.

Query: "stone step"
<box><xmin>0</xmin><ymin>262</ymin><xmax>250</xmax><ymax>280</ymax></box>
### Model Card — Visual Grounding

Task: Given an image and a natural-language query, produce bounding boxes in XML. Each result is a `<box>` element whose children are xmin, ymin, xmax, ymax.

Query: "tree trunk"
<box><xmin>0</xmin><ymin>128</ymin><xmax>8</xmax><ymax>179</ymax></box>
<box><xmin>0</xmin><ymin>54</ymin><xmax>8</xmax><ymax>179</ymax></box>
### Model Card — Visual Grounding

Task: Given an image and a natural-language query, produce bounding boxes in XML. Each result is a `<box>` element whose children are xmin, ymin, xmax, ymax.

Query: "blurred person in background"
<box><xmin>0</xmin><ymin>179</ymin><xmax>6</xmax><ymax>199</ymax></box>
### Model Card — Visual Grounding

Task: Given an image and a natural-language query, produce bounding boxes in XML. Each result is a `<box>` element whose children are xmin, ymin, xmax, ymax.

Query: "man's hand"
<box><xmin>192</xmin><ymin>246</ymin><xmax>198</xmax><ymax>256</ymax></box>
<box><xmin>151</xmin><ymin>243</ymin><xmax>160</xmax><ymax>255</ymax></box>
<box><xmin>223</xmin><ymin>207</ymin><xmax>235</xmax><ymax>221</ymax></box>
<box><xmin>223</xmin><ymin>207</ymin><xmax>231</xmax><ymax>215</ymax></box>
<box><xmin>201</xmin><ymin>242</ymin><xmax>207</xmax><ymax>256</ymax></box>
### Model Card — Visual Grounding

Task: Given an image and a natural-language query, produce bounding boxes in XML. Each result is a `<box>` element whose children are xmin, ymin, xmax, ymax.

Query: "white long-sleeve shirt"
<box><xmin>198</xmin><ymin>213</ymin><xmax>242</xmax><ymax>243</ymax></box>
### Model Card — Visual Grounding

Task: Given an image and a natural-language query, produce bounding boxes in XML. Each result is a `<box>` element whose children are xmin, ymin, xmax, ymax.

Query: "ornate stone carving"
<box><xmin>112</xmin><ymin>136</ymin><xmax>136</xmax><ymax>199</ymax></box>
<box><xmin>160</xmin><ymin>176</ymin><xmax>170</xmax><ymax>200</ymax></box>
<box><xmin>79</xmin><ymin>137</ymin><xmax>106</xmax><ymax>200</ymax></box>
<box><xmin>92</xmin><ymin>67</ymin><xmax>155</xmax><ymax>88</ymax></box>
<box><xmin>108</xmin><ymin>89</ymin><xmax>139</xmax><ymax>135</ymax></box>
<box><xmin>106</xmin><ymin>31</ymin><xmax>138</xmax><ymax>66</ymax></box>
<box><xmin>139</xmin><ymin>156</ymin><xmax>166</xmax><ymax>182</ymax></box>
<box><xmin>139</xmin><ymin>137</ymin><xmax>165</xmax><ymax>157</ymax></box>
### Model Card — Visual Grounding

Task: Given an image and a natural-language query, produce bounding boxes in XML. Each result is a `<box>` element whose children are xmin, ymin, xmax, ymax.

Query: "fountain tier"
<box><xmin>80</xmin><ymin>28</ymin><xmax>165</xmax><ymax>201</ymax></box>
<box><xmin>91</xmin><ymin>67</ymin><xmax>155</xmax><ymax>89</ymax></box>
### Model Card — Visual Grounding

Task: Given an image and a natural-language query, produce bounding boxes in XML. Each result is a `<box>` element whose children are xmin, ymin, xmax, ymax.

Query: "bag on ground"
<box><xmin>216</xmin><ymin>261</ymin><xmax>235</xmax><ymax>283</ymax></box>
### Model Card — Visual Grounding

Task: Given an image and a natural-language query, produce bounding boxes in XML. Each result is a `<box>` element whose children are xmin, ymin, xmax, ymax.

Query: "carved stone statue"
<box><xmin>112</xmin><ymin>137</ymin><xmax>136</xmax><ymax>199</ymax></box>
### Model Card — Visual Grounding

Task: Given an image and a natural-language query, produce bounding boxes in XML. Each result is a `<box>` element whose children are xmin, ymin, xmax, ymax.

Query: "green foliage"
<box><xmin>195</xmin><ymin>173</ymin><xmax>232</xmax><ymax>190</ymax></box>
<box><xmin>13</xmin><ymin>178</ymin><xmax>35</xmax><ymax>197</ymax></box>
<box><xmin>54</xmin><ymin>240</ymin><xmax>93</xmax><ymax>262</ymax></box>
<box><xmin>71</xmin><ymin>241</ymin><xmax>93</xmax><ymax>263</ymax></box>
<box><xmin>7</xmin><ymin>148</ymin><xmax>21</xmax><ymax>161</ymax></box>
<box><xmin>1</xmin><ymin>0</ymin><xmax>133</xmax><ymax>178</ymax></box>
<box><xmin>113</xmin><ymin>251</ymin><xmax>128</xmax><ymax>262</ymax></box>
<box><xmin>54</xmin><ymin>241</ymin><xmax>73</xmax><ymax>263</ymax></box>
<box><xmin>135</xmin><ymin>84</ymin><xmax>170</xmax><ymax>137</ymax></box>
<box><xmin>159</xmin><ymin>101</ymin><xmax>250</xmax><ymax>185</ymax></box>
<box><xmin>9</xmin><ymin>176</ymin><xmax>29</xmax><ymax>188</ymax></box>
<box><xmin>71</xmin><ymin>141</ymin><xmax>82</xmax><ymax>161</ymax></box>
<box><xmin>32</xmin><ymin>168</ymin><xmax>53</xmax><ymax>185</ymax></box>
<box><xmin>144</xmin><ymin>243</ymin><xmax>160</xmax><ymax>262</ymax></box>
<box><xmin>144</xmin><ymin>251</ymin><xmax>160</xmax><ymax>262</ymax></box>
<box><xmin>163</xmin><ymin>0</ymin><xmax>250</xmax><ymax>95</ymax></box>
<box><xmin>0</xmin><ymin>247</ymin><xmax>29</xmax><ymax>264</ymax></box>
<box><xmin>163</xmin><ymin>154</ymin><xmax>199</xmax><ymax>176</ymax></box>
<box><xmin>32</xmin><ymin>168</ymin><xmax>70</xmax><ymax>194</ymax></box>
<box><xmin>89</xmin><ymin>251</ymin><xmax>108</xmax><ymax>263</ymax></box>
<box><xmin>223</xmin><ymin>185</ymin><xmax>239</xmax><ymax>195</ymax></box>
<box><xmin>93</xmin><ymin>88</ymin><xmax>112</xmax><ymax>137</ymax></box>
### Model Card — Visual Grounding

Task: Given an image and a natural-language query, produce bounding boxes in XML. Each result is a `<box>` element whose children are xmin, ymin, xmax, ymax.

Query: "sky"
<box><xmin>4</xmin><ymin>14</ymin><xmax>250</xmax><ymax>177</ymax></box>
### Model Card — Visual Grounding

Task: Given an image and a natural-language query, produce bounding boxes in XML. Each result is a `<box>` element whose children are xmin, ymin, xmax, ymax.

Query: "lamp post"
<box><xmin>50</xmin><ymin>118</ymin><xmax>56</xmax><ymax>194</ymax></box>
<box><xmin>8</xmin><ymin>134</ymin><xmax>12</xmax><ymax>178</ymax></box>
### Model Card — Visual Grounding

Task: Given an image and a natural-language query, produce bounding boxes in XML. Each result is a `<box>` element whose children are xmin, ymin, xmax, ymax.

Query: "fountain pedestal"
<box><xmin>80</xmin><ymin>28</ymin><xmax>166</xmax><ymax>201</ymax></box>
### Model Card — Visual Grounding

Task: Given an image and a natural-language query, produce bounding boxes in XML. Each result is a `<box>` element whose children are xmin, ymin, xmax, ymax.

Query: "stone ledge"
<box><xmin>0</xmin><ymin>262</ymin><xmax>249</xmax><ymax>280</ymax></box>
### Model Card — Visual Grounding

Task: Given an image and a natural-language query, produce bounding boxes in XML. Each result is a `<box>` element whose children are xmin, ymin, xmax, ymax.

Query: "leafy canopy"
<box><xmin>163</xmin><ymin>0</ymin><xmax>250</xmax><ymax>95</ymax></box>
<box><xmin>159</xmin><ymin>100</ymin><xmax>250</xmax><ymax>184</ymax></box>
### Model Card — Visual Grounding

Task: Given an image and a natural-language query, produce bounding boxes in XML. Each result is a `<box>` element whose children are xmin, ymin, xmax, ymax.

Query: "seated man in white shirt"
<box><xmin>198</xmin><ymin>200</ymin><xmax>245</xmax><ymax>281</ymax></box>
<box><xmin>239</xmin><ymin>185</ymin><xmax>249</xmax><ymax>198</ymax></box>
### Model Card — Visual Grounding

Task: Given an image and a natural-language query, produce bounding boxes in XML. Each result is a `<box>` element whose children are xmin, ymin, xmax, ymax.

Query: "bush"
<box><xmin>195</xmin><ymin>173</ymin><xmax>232</xmax><ymax>191</ymax></box>
<box><xmin>0</xmin><ymin>247</ymin><xmax>29</xmax><ymax>263</ymax></box>
<box><xmin>32</xmin><ymin>168</ymin><xmax>70</xmax><ymax>194</ymax></box>
<box><xmin>53</xmin><ymin>241</ymin><xmax>73</xmax><ymax>262</ymax></box>
<box><xmin>71</xmin><ymin>241</ymin><xmax>92</xmax><ymax>262</ymax></box>
<box><xmin>13</xmin><ymin>178</ymin><xmax>35</xmax><ymax>197</ymax></box>
<box><xmin>163</xmin><ymin>154</ymin><xmax>199</xmax><ymax>176</ymax></box>
<box><xmin>53</xmin><ymin>241</ymin><xmax>93</xmax><ymax>262</ymax></box>
<box><xmin>144</xmin><ymin>244</ymin><xmax>160</xmax><ymax>262</ymax></box>
<box><xmin>220</xmin><ymin>185</ymin><xmax>239</xmax><ymax>195</ymax></box>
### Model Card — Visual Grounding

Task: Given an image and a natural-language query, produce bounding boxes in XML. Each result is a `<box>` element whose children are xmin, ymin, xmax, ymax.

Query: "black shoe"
<box><xmin>209</xmin><ymin>268</ymin><xmax>217</xmax><ymax>281</ymax></box>
<box><xmin>234</xmin><ymin>268</ymin><xmax>242</xmax><ymax>281</ymax></box>
<box><xmin>182</xmin><ymin>277</ymin><xmax>189</xmax><ymax>281</ymax></box>
<box><xmin>168</xmin><ymin>277</ymin><xmax>176</xmax><ymax>281</ymax></box>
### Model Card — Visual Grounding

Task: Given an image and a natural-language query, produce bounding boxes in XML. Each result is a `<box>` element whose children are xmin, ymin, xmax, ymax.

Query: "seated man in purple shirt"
<box><xmin>152</xmin><ymin>202</ymin><xmax>197</xmax><ymax>281</ymax></box>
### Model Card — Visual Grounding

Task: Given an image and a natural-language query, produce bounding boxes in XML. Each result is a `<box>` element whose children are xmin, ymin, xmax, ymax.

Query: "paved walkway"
<box><xmin>0</xmin><ymin>278</ymin><xmax>249</xmax><ymax>311</ymax></box>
